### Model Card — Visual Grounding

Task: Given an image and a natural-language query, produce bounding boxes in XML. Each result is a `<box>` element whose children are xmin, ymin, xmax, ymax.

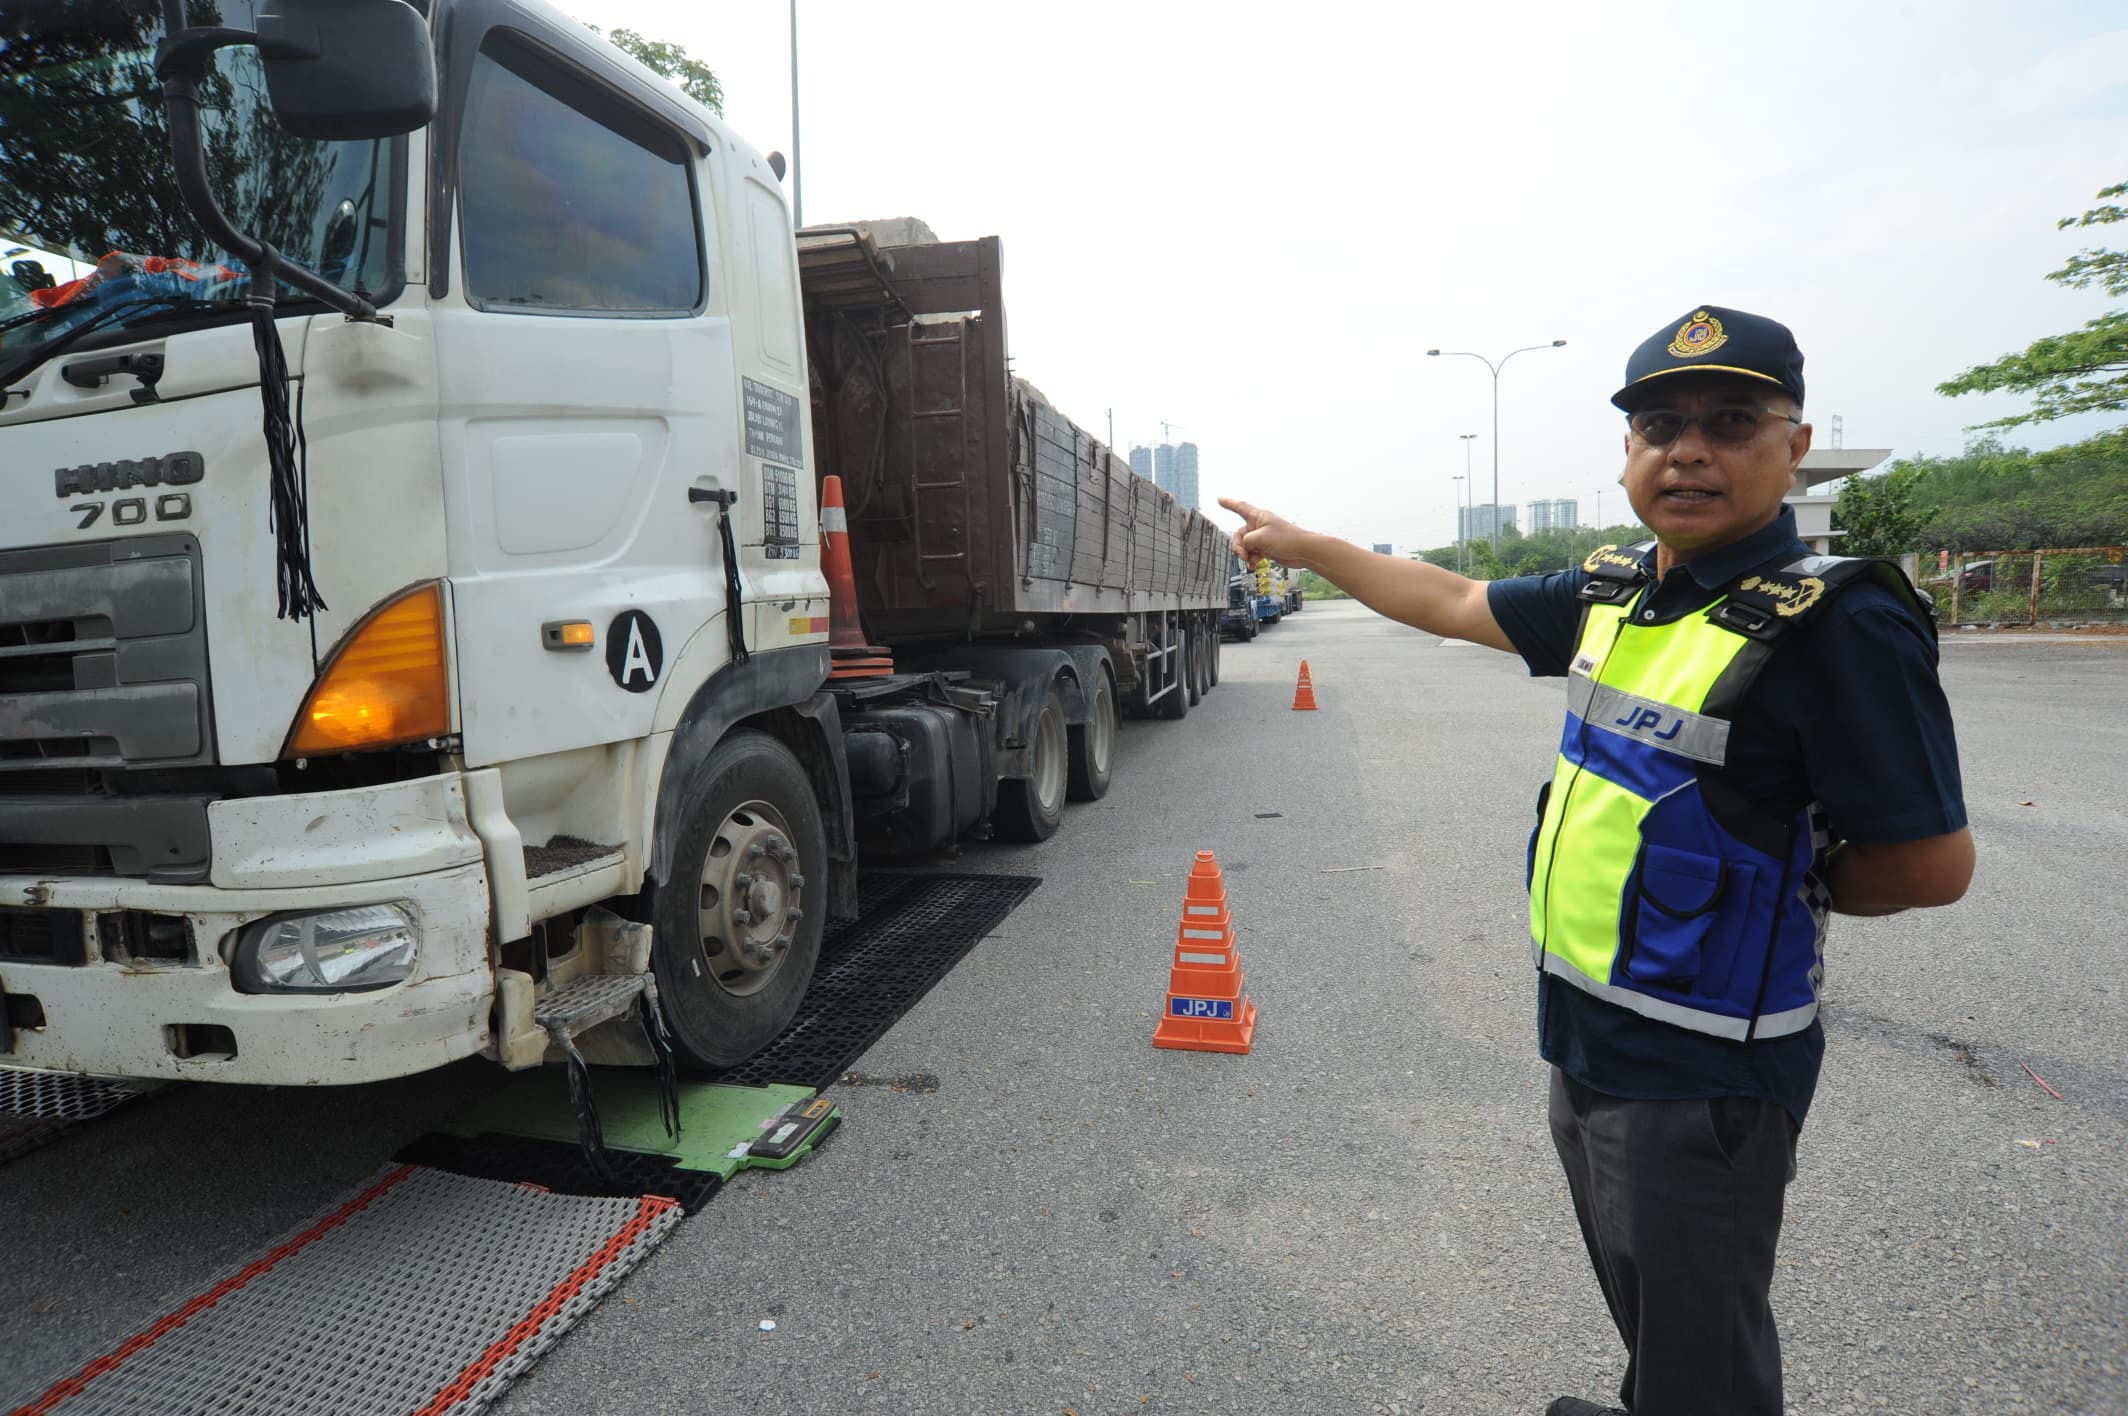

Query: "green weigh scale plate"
<box><xmin>447</xmin><ymin>1073</ymin><xmax>840</xmax><ymax>1179</ymax></box>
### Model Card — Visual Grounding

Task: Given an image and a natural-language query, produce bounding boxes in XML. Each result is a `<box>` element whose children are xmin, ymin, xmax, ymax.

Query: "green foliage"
<box><xmin>586</xmin><ymin>25</ymin><xmax>723</xmax><ymax>112</ymax></box>
<box><xmin>1831</xmin><ymin>461</ymin><xmax>1930</xmax><ymax>556</ymax></box>
<box><xmin>1295</xmin><ymin>569</ymin><xmax>1349</xmax><ymax>600</ymax></box>
<box><xmin>1415</xmin><ymin>522</ymin><xmax>1650</xmax><ymax>580</ymax></box>
<box><xmin>1937</xmin><ymin>180</ymin><xmax>2128</xmax><ymax>428</ymax></box>
<box><xmin>1895</xmin><ymin>428</ymin><xmax>2128</xmax><ymax>550</ymax></box>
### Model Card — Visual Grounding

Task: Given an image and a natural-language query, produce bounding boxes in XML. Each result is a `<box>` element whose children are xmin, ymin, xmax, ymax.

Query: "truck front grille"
<box><xmin>0</xmin><ymin>535</ymin><xmax>217</xmax><ymax>881</ymax></box>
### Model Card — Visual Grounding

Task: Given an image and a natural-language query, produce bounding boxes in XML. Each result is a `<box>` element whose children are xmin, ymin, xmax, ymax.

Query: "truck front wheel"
<box><xmin>994</xmin><ymin>685</ymin><xmax>1068</xmax><ymax>841</ymax></box>
<box><xmin>653</xmin><ymin>730</ymin><xmax>827</xmax><ymax>1071</ymax></box>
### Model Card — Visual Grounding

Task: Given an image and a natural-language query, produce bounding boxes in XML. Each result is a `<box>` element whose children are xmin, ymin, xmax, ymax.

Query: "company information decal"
<box><xmin>743</xmin><ymin>377</ymin><xmax>803</xmax><ymax>561</ymax></box>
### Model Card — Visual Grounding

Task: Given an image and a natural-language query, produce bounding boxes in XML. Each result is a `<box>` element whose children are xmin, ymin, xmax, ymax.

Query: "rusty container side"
<box><xmin>800</xmin><ymin>231</ymin><xmax>1224</xmax><ymax>644</ymax></box>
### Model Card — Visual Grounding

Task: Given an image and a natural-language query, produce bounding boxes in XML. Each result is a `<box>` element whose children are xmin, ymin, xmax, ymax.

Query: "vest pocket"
<box><xmin>1621</xmin><ymin>843</ymin><xmax>1732</xmax><ymax>986</ymax></box>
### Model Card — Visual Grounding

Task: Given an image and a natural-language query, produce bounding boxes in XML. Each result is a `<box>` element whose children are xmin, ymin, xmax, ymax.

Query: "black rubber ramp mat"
<box><xmin>7</xmin><ymin>1164</ymin><xmax>680</xmax><ymax>1416</ymax></box>
<box><xmin>395</xmin><ymin>1130</ymin><xmax>725</xmax><ymax>1214</ymax></box>
<box><xmin>0</xmin><ymin>1069</ymin><xmax>165</xmax><ymax>1167</ymax></box>
<box><xmin>720</xmin><ymin>871</ymin><xmax>1040</xmax><ymax>1090</ymax></box>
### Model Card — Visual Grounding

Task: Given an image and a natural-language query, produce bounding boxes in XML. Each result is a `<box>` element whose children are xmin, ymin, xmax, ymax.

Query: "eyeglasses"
<box><xmin>1626</xmin><ymin>404</ymin><xmax>1801</xmax><ymax>447</ymax></box>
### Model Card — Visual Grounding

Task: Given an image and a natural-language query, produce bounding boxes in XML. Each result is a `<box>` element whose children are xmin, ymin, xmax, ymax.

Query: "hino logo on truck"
<box><xmin>53</xmin><ymin>450</ymin><xmax>205</xmax><ymax>497</ymax></box>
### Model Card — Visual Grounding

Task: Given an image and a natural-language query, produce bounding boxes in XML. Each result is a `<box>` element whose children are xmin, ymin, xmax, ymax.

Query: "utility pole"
<box><xmin>1457</xmin><ymin>433</ymin><xmax>1477</xmax><ymax>571</ymax></box>
<box><xmin>1427</xmin><ymin>341</ymin><xmax>1567</xmax><ymax>554</ymax></box>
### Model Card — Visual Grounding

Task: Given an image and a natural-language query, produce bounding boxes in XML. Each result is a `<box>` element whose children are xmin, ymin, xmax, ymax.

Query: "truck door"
<box><xmin>430</xmin><ymin>17</ymin><xmax>742</xmax><ymax>769</ymax></box>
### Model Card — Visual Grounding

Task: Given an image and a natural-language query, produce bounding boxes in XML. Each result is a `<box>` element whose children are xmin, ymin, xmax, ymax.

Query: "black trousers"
<box><xmin>1547</xmin><ymin>1069</ymin><xmax>1798</xmax><ymax>1416</ymax></box>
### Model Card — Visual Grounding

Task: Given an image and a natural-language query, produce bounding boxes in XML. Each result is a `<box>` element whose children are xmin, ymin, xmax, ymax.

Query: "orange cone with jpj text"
<box><xmin>1291</xmin><ymin>660</ymin><xmax>1318</xmax><ymax>711</ymax></box>
<box><xmin>1153</xmin><ymin>850</ymin><xmax>1257</xmax><ymax>1054</ymax></box>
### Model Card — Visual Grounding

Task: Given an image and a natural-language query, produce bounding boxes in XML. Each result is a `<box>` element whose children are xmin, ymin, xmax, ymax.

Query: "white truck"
<box><xmin>0</xmin><ymin>0</ymin><xmax>1226</xmax><ymax>1085</ymax></box>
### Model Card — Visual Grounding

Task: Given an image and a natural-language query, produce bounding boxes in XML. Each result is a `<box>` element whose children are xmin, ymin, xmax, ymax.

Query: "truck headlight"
<box><xmin>232</xmin><ymin>904</ymin><xmax>419</xmax><ymax>993</ymax></box>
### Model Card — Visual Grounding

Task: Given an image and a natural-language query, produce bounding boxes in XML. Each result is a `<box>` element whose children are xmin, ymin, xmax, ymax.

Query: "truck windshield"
<box><xmin>0</xmin><ymin>0</ymin><xmax>401</xmax><ymax>384</ymax></box>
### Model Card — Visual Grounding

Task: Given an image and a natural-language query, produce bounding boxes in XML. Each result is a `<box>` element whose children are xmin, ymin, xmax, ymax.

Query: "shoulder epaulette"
<box><xmin>1708</xmin><ymin>555</ymin><xmax>1935</xmax><ymax>644</ymax></box>
<box><xmin>1575</xmin><ymin>542</ymin><xmax>1654</xmax><ymax>604</ymax></box>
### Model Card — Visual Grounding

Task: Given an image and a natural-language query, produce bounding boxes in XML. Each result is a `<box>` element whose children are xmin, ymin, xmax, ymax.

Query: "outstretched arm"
<box><xmin>1219</xmin><ymin>497</ymin><xmax>1514</xmax><ymax>651</ymax></box>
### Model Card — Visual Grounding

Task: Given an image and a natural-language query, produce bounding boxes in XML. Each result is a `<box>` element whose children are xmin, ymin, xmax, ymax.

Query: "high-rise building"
<box><xmin>1527</xmin><ymin>498</ymin><xmax>1579</xmax><ymax>533</ymax></box>
<box><xmin>1459</xmin><ymin>503</ymin><xmax>1517</xmax><ymax>542</ymax></box>
<box><xmin>1130</xmin><ymin>440</ymin><xmax>1200</xmax><ymax>510</ymax></box>
<box><xmin>1170</xmin><ymin>442</ymin><xmax>1199</xmax><ymax>511</ymax></box>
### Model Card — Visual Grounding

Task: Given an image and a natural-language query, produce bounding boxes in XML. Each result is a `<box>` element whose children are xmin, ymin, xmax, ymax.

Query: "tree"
<box><xmin>1937</xmin><ymin>180</ymin><xmax>2128</xmax><ymax>428</ymax></box>
<box><xmin>1831</xmin><ymin>462</ymin><xmax>1930</xmax><ymax>556</ymax></box>
<box><xmin>589</xmin><ymin>26</ymin><xmax>723</xmax><ymax>113</ymax></box>
<box><xmin>1295</xmin><ymin>569</ymin><xmax>1348</xmax><ymax>600</ymax></box>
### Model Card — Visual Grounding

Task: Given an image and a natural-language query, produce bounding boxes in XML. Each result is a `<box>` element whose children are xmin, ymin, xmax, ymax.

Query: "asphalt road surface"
<box><xmin>4</xmin><ymin>601</ymin><xmax>2123</xmax><ymax>1416</ymax></box>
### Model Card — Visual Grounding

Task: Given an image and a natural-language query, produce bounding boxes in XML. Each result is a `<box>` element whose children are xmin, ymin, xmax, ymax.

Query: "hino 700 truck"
<box><xmin>0</xmin><ymin>0</ymin><xmax>1227</xmax><ymax>1084</ymax></box>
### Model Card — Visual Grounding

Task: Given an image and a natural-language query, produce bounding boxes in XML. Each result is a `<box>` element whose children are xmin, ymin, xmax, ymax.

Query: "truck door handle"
<box><xmin>689</xmin><ymin>486</ymin><xmax>738</xmax><ymax>508</ymax></box>
<box><xmin>62</xmin><ymin>351</ymin><xmax>165</xmax><ymax>403</ymax></box>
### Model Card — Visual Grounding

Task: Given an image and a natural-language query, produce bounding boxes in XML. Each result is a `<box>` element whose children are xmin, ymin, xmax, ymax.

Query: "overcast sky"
<box><xmin>591</xmin><ymin>0</ymin><xmax>2127</xmax><ymax>551</ymax></box>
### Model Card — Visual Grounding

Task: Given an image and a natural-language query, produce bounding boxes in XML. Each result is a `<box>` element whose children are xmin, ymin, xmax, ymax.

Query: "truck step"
<box><xmin>532</xmin><ymin>971</ymin><xmax>651</xmax><ymax>1044</ymax></box>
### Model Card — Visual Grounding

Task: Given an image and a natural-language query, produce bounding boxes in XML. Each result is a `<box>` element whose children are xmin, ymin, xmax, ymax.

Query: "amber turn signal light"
<box><xmin>286</xmin><ymin>582</ymin><xmax>452</xmax><ymax>757</ymax></box>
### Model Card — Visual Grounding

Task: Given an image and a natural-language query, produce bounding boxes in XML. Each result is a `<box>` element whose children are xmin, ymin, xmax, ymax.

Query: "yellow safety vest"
<box><xmin>1527</xmin><ymin>544</ymin><xmax>1927</xmax><ymax>1041</ymax></box>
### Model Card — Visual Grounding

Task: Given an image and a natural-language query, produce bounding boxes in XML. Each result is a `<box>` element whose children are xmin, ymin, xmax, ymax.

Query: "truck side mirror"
<box><xmin>254</xmin><ymin>0</ymin><xmax>437</xmax><ymax>141</ymax></box>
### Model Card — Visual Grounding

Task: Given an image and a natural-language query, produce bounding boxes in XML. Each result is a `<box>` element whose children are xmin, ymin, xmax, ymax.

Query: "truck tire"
<box><xmin>1206</xmin><ymin>624</ymin><xmax>1221</xmax><ymax>688</ymax></box>
<box><xmin>1067</xmin><ymin>669</ymin><xmax>1115</xmax><ymax>802</ymax></box>
<box><xmin>1155</xmin><ymin>631</ymin><xmax>1190</xmax><ymax>721</ymax></box>
<box><xmin>994</xmin><ymin>685</ymin><xmax>1068</xmax><ymax>841</ymax></box>
<box><xmin>1186</xmin><ymin>622</ymin><xmax>1205</xmax><ymax>706</ymax></box>
<box><xmin>652</xmin><ymin>730</ymin><xmax>827</xmax><ymax>1072</ymax></box>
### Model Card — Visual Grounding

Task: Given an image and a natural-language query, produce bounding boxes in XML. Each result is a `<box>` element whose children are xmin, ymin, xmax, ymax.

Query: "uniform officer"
<box><xmin>1220</xmin><ymin>305</ymin><xmax>1972</xmax><ymax>1416</ymax></box>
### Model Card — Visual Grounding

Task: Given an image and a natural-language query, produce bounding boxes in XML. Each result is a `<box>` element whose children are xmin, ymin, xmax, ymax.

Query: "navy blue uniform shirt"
<box><xmin>1487</xmin><ymin>507</ymin><xmax>1966</xmax><ymax>1126</ymax></box>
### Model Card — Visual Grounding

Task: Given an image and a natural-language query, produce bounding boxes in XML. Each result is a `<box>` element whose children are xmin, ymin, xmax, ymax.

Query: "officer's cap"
<box><xmin>1610</xmin><ymin>305</ymin><xmax>1805</xmax><ymax>411</ymax></box>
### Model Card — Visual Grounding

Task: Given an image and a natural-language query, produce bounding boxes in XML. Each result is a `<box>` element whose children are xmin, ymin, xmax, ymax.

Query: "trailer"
<box><xmin>0</xmin><ymin>0</ymin><xmax>1223</xmax><ymax>1086</ymax></box>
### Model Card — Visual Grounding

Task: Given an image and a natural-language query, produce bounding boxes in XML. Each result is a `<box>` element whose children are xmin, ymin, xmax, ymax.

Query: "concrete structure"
<box><xmin>1128</xmin><ymin>446</ymin><xmax>1153</xmax><ymax>481</ymax></box>
<box><xmin>1460</xmin><ymin>503</ymin><xmax>1516</xmax><ymax>542</ymax></box>
<box><xmin>1791</xmin><ymin>449</ymin><xmax>1891</xmax><ymax>555</ymax></box>
<box><xmin>1528</xmin><ymin>498</ymin><xmax>1579</xmax><ymax>533</ymax></box>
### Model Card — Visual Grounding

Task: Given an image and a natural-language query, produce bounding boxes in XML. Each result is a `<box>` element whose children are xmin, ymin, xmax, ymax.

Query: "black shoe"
<box><xmin>1545</xmin><ymin>1400</ymin><xmax>1627</xmax><ymax>1416</ymax></box>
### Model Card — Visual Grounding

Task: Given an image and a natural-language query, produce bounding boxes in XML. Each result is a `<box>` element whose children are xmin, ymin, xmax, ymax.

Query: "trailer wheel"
<box><xmin>1155</xmin><ymin>629</ymin><xmax>1190</xmax><ymax>721</ymax></box>
<box><xmin>1067</xmin><ymin>668</ymin><xmax>1115</xmax><ymax>802</ymax></box>
<box><xmin>994</xmin><ymin>686</ymin><xmax>1068</xmax><ymax>841</ymax></box>
<box><xmin>1206</xmin><ymin>623</ymin><xmax>1221</xmax><ymax>688</ymax></box>
<box><xmin>652</xmin><ymin>730</ymin><xmax>826</xmax><ymax>1072</ymax></box>
<box><xmin>1186</xmin><ymin>622</ymin><xmax>1205</xmax><ymax>706</ymax></box>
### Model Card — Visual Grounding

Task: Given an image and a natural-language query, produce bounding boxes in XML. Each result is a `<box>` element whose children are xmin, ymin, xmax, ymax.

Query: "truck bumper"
<box><xmin>0</xmin><ymin>861</ymin><xmax>494</xmax><ymax>1085</ymax></box>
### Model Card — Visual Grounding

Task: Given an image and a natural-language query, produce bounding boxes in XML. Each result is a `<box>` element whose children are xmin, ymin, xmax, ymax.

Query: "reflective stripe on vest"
<box><xmin>1528</xmin><ymin>578</ymin><xmax>1826</xmax><ymax>1042</ymax></box>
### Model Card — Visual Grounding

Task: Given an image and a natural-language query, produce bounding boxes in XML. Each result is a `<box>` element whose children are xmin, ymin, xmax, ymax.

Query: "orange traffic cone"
<box><xmin>820</xmin><ymin>475</ymin><xmax>895</xmax><ymax>680</ymax></box>
<box><xmin>1152</xmin><ymin>851</ymin><xmax>1257</xmax><ymax>1054</ymax></box>
<box><xmin>1291</xmin><ymin>660</ymin><xmax>1318</xmax><ymax>711</ymax></box>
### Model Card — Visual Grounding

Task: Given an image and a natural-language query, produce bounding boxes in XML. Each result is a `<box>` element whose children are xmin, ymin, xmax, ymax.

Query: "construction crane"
<box><xmin>1160</xmin><ymin>420</ymin><xmax>1189</xmax><ymax>444</ymax></box>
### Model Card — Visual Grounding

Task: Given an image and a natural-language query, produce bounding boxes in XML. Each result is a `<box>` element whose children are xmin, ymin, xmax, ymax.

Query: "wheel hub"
<box><xmin>697</xmin><ymin>805</ymin><xmax>805</xmax><ymax>995</ymax></box>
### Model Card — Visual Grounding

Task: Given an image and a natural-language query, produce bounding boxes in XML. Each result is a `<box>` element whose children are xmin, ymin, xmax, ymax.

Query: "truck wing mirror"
<box><xmin>254</xmin><ymin>0</ymin><xmax>437</xmax><ymax>141</ymax></box>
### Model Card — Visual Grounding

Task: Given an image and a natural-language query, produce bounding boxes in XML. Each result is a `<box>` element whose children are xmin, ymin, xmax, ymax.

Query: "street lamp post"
<box><xmin>1427</xmin><ymin>340</ymin><xmax>1568</xmax><ymax>555</ymax></box>
<box><xmin>1457</xmin><ymin>433</ymin><xmax>1477</xmax><ymax>572</ymax></box>
<box><xmin>1450</xmin><ymin>474</ymin><xmax>1465</xmax><ymax>573</ymax></box>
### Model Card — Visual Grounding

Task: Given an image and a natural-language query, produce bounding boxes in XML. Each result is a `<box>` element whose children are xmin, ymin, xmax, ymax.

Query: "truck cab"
<box><xmin>0</xmin><ymin>0</ymin><xmax>837</xmax><ymax>1083</ymax></box>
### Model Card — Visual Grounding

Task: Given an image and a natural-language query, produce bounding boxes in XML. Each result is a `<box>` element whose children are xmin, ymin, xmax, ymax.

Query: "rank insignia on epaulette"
<box><xmin>1737</xmin><ymin>572</ymin><xmax>1825</xmax><ymax>618</ymax></box>
<box><xmin>1582</xmin><ymin>544</ymin><xmax>1647</xmax><ymax>577</ymax></box>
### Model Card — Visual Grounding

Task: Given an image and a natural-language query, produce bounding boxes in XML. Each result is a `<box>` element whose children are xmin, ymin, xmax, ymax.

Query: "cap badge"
<box><xmin>1667</xmin><ymin>310</ymin><xmax>1728</xmax><ymax>359</ymax></box>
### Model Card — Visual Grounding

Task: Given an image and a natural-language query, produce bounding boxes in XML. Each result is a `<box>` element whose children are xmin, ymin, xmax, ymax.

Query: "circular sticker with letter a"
<box><xmin>606</xmin><ymin>610</ymin><xmax>663</xmax><ymax>692</ymax></box>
